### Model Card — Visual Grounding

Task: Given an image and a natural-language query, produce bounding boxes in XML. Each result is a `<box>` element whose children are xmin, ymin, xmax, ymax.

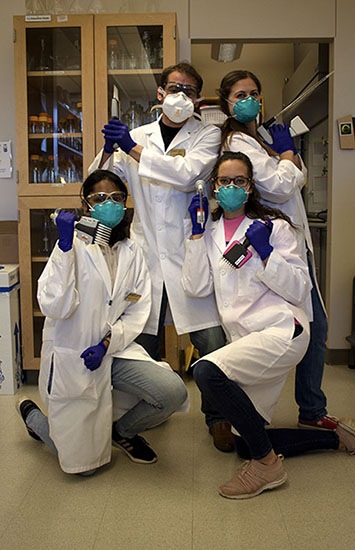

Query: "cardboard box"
<box><xmin>0</xmin><ymin>264</ymin><xmax>22</xmax><ymax>395</ymax></box>
<box><xmin>0</xmin><ymin>221</ymin><xmax>19</xmax><ymax>264</ymax></box>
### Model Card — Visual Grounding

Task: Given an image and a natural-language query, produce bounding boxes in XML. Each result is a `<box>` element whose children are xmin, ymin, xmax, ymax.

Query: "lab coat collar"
<box><xmin>210</xmin><ymin>215</ymin><xmax>252</xmax><ymax>254</ymax></box>
<box><xmin>144</xmin><ymin>116</ymin><xmax>202</xmax><ymax>153</ymax></box>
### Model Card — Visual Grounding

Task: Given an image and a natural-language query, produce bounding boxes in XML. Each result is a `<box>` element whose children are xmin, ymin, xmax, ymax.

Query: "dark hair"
<box><xmin>217</xmin><ymin>70</ymin><xmax>276</xmax><ymax>156</ymax></box>
<box><xmin>210</xmin><ymin>151</ymin><xmax>294</xmax><ymax>226</ymax></box>
<box><xmin>161</xmin><ymin>62</ymin><xmax>203</xmax><ymax>94</ymax></box>
<box><xmin>80</xmin><ymin>169</ymin><xmax>130</xmax><ymax>245</ymax></box>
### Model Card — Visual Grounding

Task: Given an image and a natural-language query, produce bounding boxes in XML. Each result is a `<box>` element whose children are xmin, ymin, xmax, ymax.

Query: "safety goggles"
<box><xmin>214</xmin><ymin>176</ymin><xmax>251</xmax><ymax>188</ymax></box>
<box><xmin>86</xmin><ymin>191</ymin><xmax>126</xmax><ymax>205</ymax></box>
<box><xmin>163</xmin><ymin>81</ymin><xmax>199</xmax><ymax>99</ymax></box>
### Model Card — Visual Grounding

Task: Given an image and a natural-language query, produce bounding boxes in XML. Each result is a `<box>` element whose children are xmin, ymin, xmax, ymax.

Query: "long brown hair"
<box><xmin>217</xmin><ymin>70</ymin><xmax>277</xmax><ymax>156</ymax></box>
<box><xmin>210</xmin><ymin>151</ymin><xmax>295</xmax><ymax>227</ymax></box>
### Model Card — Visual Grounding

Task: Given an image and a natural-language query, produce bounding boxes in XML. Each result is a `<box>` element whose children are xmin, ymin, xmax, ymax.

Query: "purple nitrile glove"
<box><xmin>269</xmin><ymin>123</ymin><xmax>297</xmax><ymax>155</ymax></box>
<box><xmin>245</xmin><ymin>218</ymin><xmax>274</xmax><ymax>261</ymax></box>
<box><xmin>56</xmin><ymin>210</ymin><xmax>76</xmax><ymax>252</ymax></box>
<box><xmin>102</xmin><ymin>119</ymin><xmax>137</xmax><ymax>154</ymax></box>
<box><xmin>80</xmin><ymin>340</ymin><xmax>107</xmax><ymax>371</ymax></box>
<box><xmin>188</xmin><ymin>194</ymin><xmax>209</xmax><ymax>235</ymax></box>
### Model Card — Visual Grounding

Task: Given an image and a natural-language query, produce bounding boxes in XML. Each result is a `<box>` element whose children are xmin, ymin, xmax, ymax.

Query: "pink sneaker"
<box><xmin>219</xmin><ymin>455</ymin><xmax>287</xmax><ymax>500</ymax></box>
<box><xmin>298</xmin><ymin>415</ymin><xmax>338</xmax><ymax>431</ymax></box>
<box><xmin>337</xmin><ymin>417</ymin><xmax>355</xmax><ymax>455</ymax></box>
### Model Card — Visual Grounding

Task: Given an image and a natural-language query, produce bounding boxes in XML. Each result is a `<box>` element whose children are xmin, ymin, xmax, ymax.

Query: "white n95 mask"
<box><xmin>161</xmin><ymin>91</ymin><xmax>195</xmax><ymax>123</ymax></box>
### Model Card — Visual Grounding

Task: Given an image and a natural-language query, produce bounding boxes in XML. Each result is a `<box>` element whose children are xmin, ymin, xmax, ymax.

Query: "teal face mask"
<box><xmin>231</xmin><ymin>96</ymin><xmax>261</xmax><ymax>123</ymax></box>
<box><xmin>216</xmin><ymin>185</ymin><xmax>248</xmax><ymax>213</ymax></box>
<box><xmin>91</xmin><ymin>200</ymin><xmax>125</xmax><ymax>228</ymax></box>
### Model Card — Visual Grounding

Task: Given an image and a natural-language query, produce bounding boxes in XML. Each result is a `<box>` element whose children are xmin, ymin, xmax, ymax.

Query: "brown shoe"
<box><xmin>209</xmin><ymin>422</ymin><xmax>235</xmax><ymax>452</ymax></box>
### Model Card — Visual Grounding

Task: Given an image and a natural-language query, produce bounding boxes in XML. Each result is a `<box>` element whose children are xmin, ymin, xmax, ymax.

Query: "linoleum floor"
<box><xmin>0</xmin><ymin>364</ymin><xmax>354</xmax><ymax>550</ymax></box>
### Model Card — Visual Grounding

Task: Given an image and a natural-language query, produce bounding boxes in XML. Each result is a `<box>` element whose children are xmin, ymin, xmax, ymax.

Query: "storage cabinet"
<box><xmin>14</xmin><ymin>12</ymin><xmax>179</xmax><ymax>371</ymax></box>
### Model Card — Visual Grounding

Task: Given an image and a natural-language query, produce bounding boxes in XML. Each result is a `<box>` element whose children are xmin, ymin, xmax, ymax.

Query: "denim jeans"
<box><xmin>193</xmin><ymin>359</ymin><xmax>339</xmax><ymax>461</ymax></box>
<box><xmin>295</xmin><ymin>258</ymin><xmax>328</xmax><ymax>421</ymax></box>
<box><xmin>193</xmin><ymin>360</ymin><xmax>273</xmax><ymax>460</ymax></box>
<box><xmin>26</xmin><ymin>356</ymin><xmax>187</xmax><ymax>466</ymax></box>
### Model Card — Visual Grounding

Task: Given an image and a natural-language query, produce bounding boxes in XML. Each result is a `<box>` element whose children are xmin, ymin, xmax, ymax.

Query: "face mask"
<box><xmin>161</xmin><ymin>91</ymin><xmax>195</xmax><ymax>123</ymax></box>
<box><xmin>231</xmin><ymin>96</ymin><xmax>261</xmax><ymax>123</ymax></box>
<box><xmin>215</xmin><ymin>185</ymin><xmax>248</xmax><ymax>213</ymax></box>
<box><xmin>91</xmin><ymin>201</ymin><xmax>125</xmax><ymax>229</ymax></box>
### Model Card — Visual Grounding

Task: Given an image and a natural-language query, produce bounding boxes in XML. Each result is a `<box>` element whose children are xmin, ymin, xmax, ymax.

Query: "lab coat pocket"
<box><xmin>49</xmin><ymin>346</ymin><xmax>98</xmax><ymax>401</ymax></box>
<box><xmin>236</xmin><ymin>254</ymin><xmax>265</xmax><ymax>297</ymax></box>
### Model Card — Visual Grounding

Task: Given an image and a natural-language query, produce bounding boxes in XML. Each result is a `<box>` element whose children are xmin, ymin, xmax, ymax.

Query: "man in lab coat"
<box><xmin>89</xmin><ymin>62</ymin><xmax>226</xmax><ymax>371</ymax></box>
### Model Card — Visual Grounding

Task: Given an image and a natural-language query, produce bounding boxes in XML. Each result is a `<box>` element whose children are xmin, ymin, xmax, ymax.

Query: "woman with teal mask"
<box><xmin>182</xmin><ymin>151</ymin><xmax>355</xmax><ymax>500</ymax></box>
<box><xmin>17</xmin><ymin>169</ymin><xmax>188</xmax><ymax>476</ymax></box>
<box><xmin>212</xmin><ymin>70</ymin><xmax>336</xmax><ymax>452</ymax></box>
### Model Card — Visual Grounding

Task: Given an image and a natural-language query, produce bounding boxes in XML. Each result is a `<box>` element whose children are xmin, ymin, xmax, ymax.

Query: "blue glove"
<box><xmin>80</xmin><ymin>340</ymin><xmax>107</xmax><ymax>371</ymax></box>
<box><xmin>102</xmin><ymin>119</ymin><xmax>137</xmax><ymax>154</ymax></box>
<box><xmin>245</xmin><ymin>218</ymin><xmax>274</xmax><ymax>261</ymax></box>
<box><xmin>56</xmin><ymin>210</ymin><xmax>76</xmax><ymax>252</ymax></box>
<box><xmin>188</xmin><ymin>194</ymin><xmax>209</xmax><ymax>235</ymax></box>
<box><xmin>269</xmin><ymin>124</ymin><xmax>297</xmax><ymax>155</ymax></box>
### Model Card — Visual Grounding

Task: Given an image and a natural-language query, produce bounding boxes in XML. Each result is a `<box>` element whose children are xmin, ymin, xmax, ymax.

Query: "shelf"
<box><xmin>29</xmin><ymin>133</ymin><xmax>82</xmax><ymax>139</ymax></box>
<box><xmin>108</xmin><ymin>68</ymin><xmax>162</xmax><ymax>75</ymax></box>
<box><xmin>27</xmin><ymin>70</ymin><xmax>82</xmax><ymax>77</ymax></box>
<box><xmin>33</xmin><ymin>309</ymin><xmax>45</xmax><ymax>318</ymax></box>
<box><xmin>32</xmin><ymin>256</ymin><xmax>49</xmax><ymax>262</ymax></box>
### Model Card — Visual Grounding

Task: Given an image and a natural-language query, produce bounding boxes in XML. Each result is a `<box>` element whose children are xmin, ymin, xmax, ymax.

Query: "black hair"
<box><xmin>210</xmin><ymin>151</ymin><xmax>295</xmax><ymax>227</ymax></box>
<box><xmin>217</xmin><ymin>70</ymin><xmax>277</xmax><ymax>156</ymax></box>
<box><xmin>80</xmin><ymin>169</ymin><xmax>130</xmax><ymax>246</ymax></box>
<box><xmin>161</xmin><ymin>61</ymin><xmax>203</xmax><ymax>94</ymax></box>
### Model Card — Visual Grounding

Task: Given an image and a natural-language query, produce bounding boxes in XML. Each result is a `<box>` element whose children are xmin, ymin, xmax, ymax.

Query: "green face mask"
<box><xmin>91</xmin><ymin>200</ymin><xmax>125</xmax><ymax>228</ymax></box>
<box><xmin>216</xmin><ymin>185</ymin><xmax>248</xmax><ymax>213</ymax></box>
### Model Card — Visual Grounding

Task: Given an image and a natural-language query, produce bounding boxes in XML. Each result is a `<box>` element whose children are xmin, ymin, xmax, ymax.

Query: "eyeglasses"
<box><xmin>86</xmin><ymin>191</ymin><xmax>126</xmax><ymax>204</ymax></box>
<box><xmin>163</xmin><ymin>81</ymin><xmax>199</xmax><ymax>99</ymax></box>
<box><xmin>214</xmin><ymin>176</ymin><xmax>251</xmax><ymax>187</ymax></box>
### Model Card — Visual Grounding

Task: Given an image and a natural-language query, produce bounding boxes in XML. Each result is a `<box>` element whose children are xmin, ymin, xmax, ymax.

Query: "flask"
<box><xmin>108</xmin><ymin>39</ymin><xmax>118</xmax><ymax>70</ymax></box>
<box><xmin>48</xmin><ymin>155</ymin><xmax>56</xmax><ymax>183</ymax></box>
<box><xmin>38</xmin><ymin>113</ymin><xmax>48</xmax><ymax>133</ymax></box>
<box><xmin>66</xmin><ymin>114</ymin><xmax>75</xmax><ymax>148</ymax></box>
<box><xmin>141</xmin><ymin>31</ymin><xmax>151</xmax><ymax>68</ymax></box>
<box><xmin>29</xmin><ymin>154</ymin><xmax>41</xmax><ymax>183</ymax></box>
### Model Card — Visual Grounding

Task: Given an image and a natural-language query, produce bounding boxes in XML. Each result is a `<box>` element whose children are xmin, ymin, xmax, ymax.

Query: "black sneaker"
<box><xmin>112</xmin><ymin>424</ymin><xmax>158</xmax><ymax>464</ymax></box>
<box><xmin>16</xmin><ymin>397</ymin><xmax>43</xmax><ymax>442</ymax></box>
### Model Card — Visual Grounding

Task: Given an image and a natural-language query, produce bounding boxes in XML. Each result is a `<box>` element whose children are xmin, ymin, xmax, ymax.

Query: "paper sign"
<box><xmin>0</xmin><ymin>141</ymin><xmax>12</xmax><ymax>178</ymax></box>
<box><xmin>25</xmin><ymin>15</ymin><xmax>51</xmax><ymax>22</ymax></box>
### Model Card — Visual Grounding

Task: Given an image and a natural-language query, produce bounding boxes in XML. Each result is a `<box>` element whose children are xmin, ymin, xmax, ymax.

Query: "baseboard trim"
<box><xmin>326</xmin><ymin>348</ymin><xmax>350</xmax><ymax>366</ymax></box>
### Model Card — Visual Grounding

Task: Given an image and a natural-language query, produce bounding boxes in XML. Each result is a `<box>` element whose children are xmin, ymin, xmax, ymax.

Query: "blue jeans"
<box><xmin>295</xmin><ymin>259</ymin><xmax>328</xmax><ymax>421</ymax></box>
<box><xmin>26</xmin><ymin>356</ymin><xmax>187</xmax><ymax>467</ymax></box>
<box><xmin>135</xmin><ymin>284</ymin><xmax>226</xmax><ymax>362</ymax></box>
<box><xmin>194</xmin><ymin>359</ymin><xmax>339</xmax><ymax>460</ymax></box>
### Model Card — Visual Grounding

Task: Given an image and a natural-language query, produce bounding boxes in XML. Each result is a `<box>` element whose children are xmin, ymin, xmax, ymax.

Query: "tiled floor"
<box><xmin>0</xmin><ymin>364</ymin><xmax>354</xmax><ymax>550</ymax></box>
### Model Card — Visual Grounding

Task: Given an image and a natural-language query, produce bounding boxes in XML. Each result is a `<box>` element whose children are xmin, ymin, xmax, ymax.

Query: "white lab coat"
<box><xmin>225</xmin><ymin>132</ymin><xmax>324</xmax><ymax>320</ymax></box>
<box><xmin>89</xmin><ymin>116</ymin><xmax>221</xmax><ymax>335</ymax></box>
<box><xmin>181</xmin><ymin>216</ymin><xmax>311</xmax><ymax>421</ymax></box>
<box><xmin>38</xmin><ymin>237</ymin><xmax>157</xmax><ymax>474</ymax></box>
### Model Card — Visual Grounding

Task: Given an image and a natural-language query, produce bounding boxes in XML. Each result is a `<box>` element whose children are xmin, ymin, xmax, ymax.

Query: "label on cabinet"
<box><xmin>25</xmin><ymin>15</ymin><xmax>52</xmax><ymax>22</ymax></box>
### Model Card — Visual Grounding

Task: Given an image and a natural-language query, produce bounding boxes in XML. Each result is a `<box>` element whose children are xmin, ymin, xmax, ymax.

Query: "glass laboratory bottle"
<box><xmin>38</xmin><ymin>36</ymin><xmax>51</xmax><ymax>70</ymax></box>
<box><xmin>28</xmin><ymin>115</ymin><xmax>38</xmax><ymax>134</ymax></box>
<box><xmin>108</xmin><ymin>39</ymin><xmax>118</xmax><ymax>70</ymax></box>
<box><xmin>29</xmin><ymin>155</ymin><xmax>41</xmax><ymax>183</ymax></box>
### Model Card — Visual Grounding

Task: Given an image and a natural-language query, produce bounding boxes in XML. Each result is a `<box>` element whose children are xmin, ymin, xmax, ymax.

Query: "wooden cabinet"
<box><xmin>14</xmin><ymin>12</ymin><xmax>179</xmax><ymax>371</ymax></box>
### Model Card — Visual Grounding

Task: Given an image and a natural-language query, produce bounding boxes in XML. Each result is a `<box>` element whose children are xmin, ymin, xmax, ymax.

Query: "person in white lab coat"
<box><xmin>216</xmin><ymin>70</ymin><xmax>336</xmax><ymax>435</ymax></box>
<box><xmin>88</xmin><ymin>62</ymin><xmax>226</xmax><ymax>367</ymax></box>
<box><xmin>181</xmin><ymin>151</ymin><xmax>355</xmax><ymax>499</ymax></box>
<box><xmin>17</xmin><ymin>169</ymin><xmax>187</xmax><ymax>476</ymax></box>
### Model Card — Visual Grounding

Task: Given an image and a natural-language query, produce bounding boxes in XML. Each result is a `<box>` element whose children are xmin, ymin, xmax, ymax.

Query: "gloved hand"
<box><xmin>269</xmin><ymin>124</ymin><xmax>297</xmax><ymax>155</ymax></box>
<box><xmin>80</xmin><ymin>340</ymin><xmax>107</xmax><ymax>371</ymax></box>
<box><xmin>56</xmin><ymin>210</ymin><xmax>76</xmax><ymax>252</ymax></box>
<box><xmin>102</xmin><ymin>119</ymin><xmax>137</xmax><ymax>154</ymax></box>
<box><xmin>188</xmin><ymin>194</ymin><xmax>209</xmax><ymax>235</ymax></box>
<box><xmin>245</xmin><ymin>218</ymin><xmax>274</xmax><ymax>261</ymax></box>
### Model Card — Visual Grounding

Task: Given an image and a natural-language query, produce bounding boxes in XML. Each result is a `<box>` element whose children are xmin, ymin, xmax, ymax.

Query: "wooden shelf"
<box><xmin>108</xmin><ymin>68</ymin><xmax>162</xmax><ymax>75</ymax></box>
<box><xmin>27</xmin><ymin>70</ymin><xmax>81</xmax><ymax>77</ymax></box>
<box><xmin>29</xmin><ymin>133</ymin><xmax>82</xmax><ymax>139</ymax></box>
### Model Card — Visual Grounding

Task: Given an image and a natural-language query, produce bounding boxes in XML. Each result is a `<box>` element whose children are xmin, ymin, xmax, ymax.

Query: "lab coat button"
<box><xmin>223</xmin><ymin>301</ymin><xmax>229</xmax><ymax>307</ymax></box>
<box><xmin>156</xmin><ymin>196</ymin><xmax>162</xmax><ymax>202</ymax></box>
<box><xmin>160</xmin><ymin>253</ymin><xmax>166</xmax><ymax>260</ymax></box>
<box><xmin>157</xmin><ymin>225</ymin><xmax>162</xmax><ymax>231</ymax></box>
<box><xmin>221</xmin><ymin>269</ymin><xmax>226</xmax><ymax>275</ymax></box>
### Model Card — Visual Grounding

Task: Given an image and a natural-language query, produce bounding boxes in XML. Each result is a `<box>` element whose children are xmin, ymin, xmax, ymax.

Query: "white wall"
<box><xmin>0</xmin><ymin>1</ymin><xmax>26</xmax><ymax>221</ymax></box>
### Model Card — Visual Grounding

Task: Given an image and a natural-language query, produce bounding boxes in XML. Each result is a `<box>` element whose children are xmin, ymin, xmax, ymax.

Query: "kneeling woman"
<box><xmin>182</xmin><ymin>152</ymin><xmax>354</xmax><ymax>499</ymax></box>
<box><xmin>18</xmin><ymin>169</ymin><xmax>187</xmax><ymax>475</ymax></box>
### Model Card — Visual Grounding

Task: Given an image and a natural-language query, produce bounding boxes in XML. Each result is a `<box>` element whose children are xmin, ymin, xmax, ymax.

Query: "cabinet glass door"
<box><xmin>18</xmin><ymin>196</ymin><xmax>82</xmax><ymax>370</ymax></box>
<box><xmin>14</xmin><ymin>15</ymin><xmax>95</xmax><ymax>196</ymax></box>
<box><xmin>94</xmin><ymin>14</ymin><xmax>176</xmax><ymax>154</ymax></box>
